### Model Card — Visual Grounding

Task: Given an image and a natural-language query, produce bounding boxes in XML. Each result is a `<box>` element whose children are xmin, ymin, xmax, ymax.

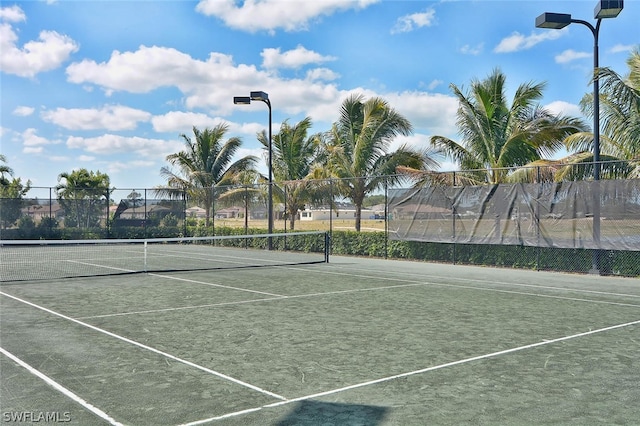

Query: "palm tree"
<box><xmin>431</xmin><ymin>68</ymin><xmax>587</xmax><ymax>184</ymax></box>
<box><xmin>0</xmin><ymin>154</ymin><xmax>12</xmax><ymax>185</ymax></box>
<box><xmin>324</xmin><ymin>93</ymin><xmax>428</xmax><ymax>231</ymax></box>
<box><xmin>159</xmin><ymin>124</ymin><xmax>257</xmax><ymax>226</ymax></box>
<box><xmin>257</xmin><ymin>117</ymin><xmax>323</xmax><ymax>230</ymax></box>
<box><xmin>563</xmin><ymin>48</ymin><xmax>640</xmax><ymax>179</ymax></box>
<box><xmin>56</xmin><ymin>169</ymin><xmax>110</xmax><ymax>229</ymax></box>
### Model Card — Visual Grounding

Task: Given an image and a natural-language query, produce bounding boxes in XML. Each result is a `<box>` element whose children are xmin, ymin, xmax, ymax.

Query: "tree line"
<box><xmin>2</xmin><ymin>53</ymin><xmax>638</xmax><ymax>232</ymax></box>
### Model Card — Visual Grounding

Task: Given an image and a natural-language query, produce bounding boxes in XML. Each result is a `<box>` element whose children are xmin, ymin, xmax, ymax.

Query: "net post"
<box><xmin>324</xmin><ymin>231</ymin><xmax>330</xmax><ymax>263</ymax></box>
<box><xmin>144</xmin><ymin>240</ymin><xmax>148</xmax><ymax>272</ymax></box>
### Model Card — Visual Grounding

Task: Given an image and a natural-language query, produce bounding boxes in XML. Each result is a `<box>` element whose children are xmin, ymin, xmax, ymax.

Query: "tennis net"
<box><xmin>0</xmin><ymin>231</ymin><xmax>329</xmax><ymax>282</ymax></box>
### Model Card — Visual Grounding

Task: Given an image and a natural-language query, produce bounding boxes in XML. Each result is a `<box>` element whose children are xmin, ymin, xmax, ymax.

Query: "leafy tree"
<box><xmin>127</xmin><ymin>190</ymin><xmax>144</xmax><ymax>208</ymax></box>
<box><xmin>159</xmin><ymin>124</ymin><xmax>257</xmax><ymax>226</ymax></box>
<box><xmin>324</xmin><ymin>94</ymin><xmax>428</xmax><ymax>231</ymax></box>
<box><xmin>363</xmin><ymin>194</ymin><xmax>386</xmax><ymax>207</ymax></box>
<box><xmin>562</xmin><ymin>48</ymin><xmax>640</xmax><ymax>179</ymax></box>
<box><xmin>17</xmin><ymin>216</ymin><xmax>36</xmax><ymax>238</ymax></box>
<box><xmin>0</xmin><ymin>156</ymin><xmax>31</xmax><ymax>229</ymax></box>
<box><xmin>37</xmin><ymin>216</ymin><xmax>59</xmax><ymax>239</ymax></box>
<box><xmin>431</xmin><ymin>68</ymin><xmax>587</xmax><ymax>184</ymax></box>
<box><xmin>56</xmin><ymin>169</ymin><xmax>110</xmax><ymax>229</ymax></box>
<box><xmin>257</xmin><ymin>117</ymin><xmax>324</xmax><ymax>230</ymax></box>
<box><xmin>161</xmin><ymin>213</ymin><xmax>179</xmax><ymax>227</ymax></box>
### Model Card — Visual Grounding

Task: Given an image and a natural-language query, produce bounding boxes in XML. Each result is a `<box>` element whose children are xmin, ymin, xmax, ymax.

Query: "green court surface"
<box><xmin>1</xmin><ymin>256</ymin><xmax>639</xmax><ymax>425</ymax></box>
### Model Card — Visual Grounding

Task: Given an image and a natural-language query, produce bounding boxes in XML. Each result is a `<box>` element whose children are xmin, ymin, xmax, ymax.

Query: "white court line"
<box><xmin>284</xmin><ymin>264</ymin><xmax>640</xmax><ymax>302</ymax></box>
<box><xmin>0</xmin><ymin>291</ymin><xmax>287</xmax><ymax>401</ymax></box>
<box><xmin>80</xmin><ymin>271</ymin><xmax>640</xmax><ymax>320</ymax></box>
<box><xmin>324</xmin><ymin>264</ymin><xmax>640</xmax><ymax>299</ymax></box>
<box><xmin>277</xmin><ymin>265</ymin><xmax>640</xmax><ymax>309</ymax></box>
<box><xmin>66</xmin><ymin>258</ymin><xmax>287</xmax><ymax>298</ymax></box>
<box><xmin>0</xmin><ymin>347</ymin><xmax>124</xmax><ymax>426</ymax></box>
<box><xmin>66</xmin><ymin>259</ymin><xmax>136</xmax><ymax>273</ymax></box>
<box><xmin>180</xmin><ymin>318</ymin><xmax>640</xmax><ymax>426</ymax></box>
<box><xmin>149</xmin><ymin>273</ymin><xmax>286</xmax><ymax>297</ymax></box>
<box><xmin>79</xmin><ymin>296</ymin><xmax>286</xmax><ymax>319</ymax></box>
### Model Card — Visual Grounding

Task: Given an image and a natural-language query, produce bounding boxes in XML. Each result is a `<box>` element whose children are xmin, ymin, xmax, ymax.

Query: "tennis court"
<box><xmin>1</xmin><ymin>233</ymin><xmax>639</xmax><ymax>425</ymax></box>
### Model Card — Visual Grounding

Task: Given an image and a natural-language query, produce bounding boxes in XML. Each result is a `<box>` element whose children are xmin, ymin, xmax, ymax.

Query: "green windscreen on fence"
<box><xmin>389</xmin><ymin>179</ymin><xmax>640</xmax><ymax>251</ymax></box>
<box><xmin>0</xmin><ymin>231</ymin><xmax>329</xmax><ymax>282</ymax></box>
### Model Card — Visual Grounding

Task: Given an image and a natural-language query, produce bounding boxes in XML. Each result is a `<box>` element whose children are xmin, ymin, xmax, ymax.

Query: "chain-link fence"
<box><xmin>1</xmin><ymin>167</ymin><xmax>638</xmax><ymax>276</ymax></box>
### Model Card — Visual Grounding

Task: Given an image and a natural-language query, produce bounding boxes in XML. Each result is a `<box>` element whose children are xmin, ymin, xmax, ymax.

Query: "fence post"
<box><xmin>536</xmin><ymin>168</ymin><xmax>541</xmax><ymax>270</ymax></box>
<box><xmin>329</xmin><ymin>178</ymin><xmax>333</xmax><ymax>237</ymax></box>
<box><xmin>244</xmin><ymin>186</ymin><xmax>249</xmax><ymax>236</ymax></box>
<box><xmin>211</xmin><ymin>186</ymin><xmax>215</xmax><ymax>236</ymax></box>
<box><xmin>183</xmin><ymin>190</ymin><xmax>187</xmax><ymax>236</ymax></box>
<box><xmin>452</xmin><ymin>179</ymin><xmax>457</xmax><ymax>265</ymax></box>
<box><xmin>49</xmin><ymin>187</ymin><xmax>53</xmax><ymax>235</ymax></box>
<box><xmin>106</xmin><ymin>188</ymin><xmax>111</xmax><ymax>238</ymax></box>
<box><xmin>384</xmin><ymin>178</ymin><xmax>388</xmax><ymax>259</ymax></box>
<box><xmin>144</xmin><ymin>189</ymin><xmax>148</xmax><ymax>238</ymax></box>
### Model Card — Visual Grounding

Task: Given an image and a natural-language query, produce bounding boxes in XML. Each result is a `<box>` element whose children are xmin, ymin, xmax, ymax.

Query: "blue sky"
<box><xmin>1</xmin><ymin>0</ymin><xmax>638</xmax><ymax>192</ymax></box>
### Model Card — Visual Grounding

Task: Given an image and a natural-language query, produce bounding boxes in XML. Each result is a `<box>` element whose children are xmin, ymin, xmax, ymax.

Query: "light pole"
<box><xmin>536</xmin><ymin>0</ymin><xmax>624</xmax><ymax>274</ymax></box>
<box><xmin>234</xmin><ymin>91</ymin><xmax>273</xmax><ymax>248</ymax></box>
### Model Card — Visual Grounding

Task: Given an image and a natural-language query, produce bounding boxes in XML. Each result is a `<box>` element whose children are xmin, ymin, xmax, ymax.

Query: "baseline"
<box><xmin>180</xmin><ymin>318</ymin><xmax>640</xmax><ymax>425</ymax></box>
<box><xmin>0</xmin><ymin>347</ymin><xmax>124</xmax><ymax>426</ymax></box>
<box><xmin>0</xmin><ymin>291</ymin><xmax>287</xmax><ymax>401</ymax></box>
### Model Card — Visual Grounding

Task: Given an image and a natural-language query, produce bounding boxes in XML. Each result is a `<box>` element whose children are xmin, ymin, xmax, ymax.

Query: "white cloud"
<box><xmin>41</xmin><ymin>105</ymin><xmax>151</xmax><ymax>131</ymax></box>
<box><xmin>60</xmin><ymin>40</ymin><xmax>456</xmax><ymax>144</ymax></box>
<box><xmin>460</xmin><ymin>43</ymin><xmax>483</xmax><ymax>56</ymax></box>
<box><xmin>66</xmin><ymin>46</ymin><xmax>210</xmax><ymax>93</ymax></box>
<box><xmin>231</xmin><ymin>121</ymin><xmax>272</xmax><ymax>139</ymax></box>
<box><xmin>555</xmin><ymin>49</ymin><xmax>591</xmax><ymax>64</ymax></box>
<box><xmin>261</xmin><ymin>45</ymin><xmax>336</xmax><ymax>69</ymax></box>
<box><xmin>386</xmin><ymin>91</ymin><xmax>458</xmax><ymax>138</ymax></box>
<box><xmin>104</xmin><ymin>160</ymin><xmax>157</xmax><ymax>175</ymax></box>
<box><xmin>609</xmin><ymin>44</ymin><xmax>636</xmax><ymax>54</ymax></box>
<box><xmin>22</xmin><ymin>128</ymin><xmax>55</xmax><ymax>147</ymax></box>
<box><xmin>196</xmin><ymin>0</ymin><xmax>378</xmax><ymax>33</ymax></box>
<box><xmin>544</xmin><ymin>100</ymin><xmax>582</xmax><ymax>118</ymax></box>
<box><xmin>63</xmin><ymin>41</ymin><xmax>346</xmax><ymax>123</ymax></box>
<box><xmin>66</xmin><ymin>134</ymin><xmax>183</xmax><ymax>160</ymax></box>
<box><xmin>66</xmin><ymin>46</ymin><xmax>277</xmax><ymax>115</ymax></box>
<box><xmin>426</xmin><ymin>80</ymin><xmax>443</xmax><ymax>91</ymax></box>
<box><xmin>438</xmin><ymin>161</ymin><xmax>459</xmax><ymax>172</ymax></box>
<box><xmin>306</xmin><ymin>67</ymin><xmax>340</xmax><ymax>81</ymax></box>
<box><xmin>494</xmin><ymin>29</ymin><xmax>566</xmax><ymax>53</ymax></box>
<box><xmin>151</xmin><ymin>112</ymin><xmax>228</xmax><ymax>134</ymax></box>
<box><xmin>0</xmin><ymin>5</ymin><xmax>26</xmax><ymax>22</ymax></box>
<box><xmin>20</xmin><ymin>128</ymin><xmax>61</xmax><ymax>154</ymax></box>
<box><xmin>0</xmin><ymin>7</ymin><xmax>79</xmax><ymax>78</ymax></box>
<box><xmin>13</xmin><ymin>106</ymin><xmax>35</xmax><ymax>116</ymax></box>
<box><xmin>391</xmin><ymin>8</ymin><xmax>436</xmax><ymax>34</ymax></box>
<box><xmin>23</xmin><ymin>146</ymin><xmax>44</xmax><ymax>154</ymax></box>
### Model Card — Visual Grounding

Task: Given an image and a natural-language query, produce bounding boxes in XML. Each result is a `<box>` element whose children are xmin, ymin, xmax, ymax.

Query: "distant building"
<box><xmin>21</xmin><ymin>203</ymin><xmax>64</xmax><ymax>222</ymax></box>
<box><xmin>186</xmin><ymin>206</ymin><xmax>207</xmax><ymax>218</ymax></box>
<box><xmin>215</xmin><ymin>206</ymin><xmax>243</xmax><ymax>219</ymax></box>
<box><xmin>300</xmin><ymin>207</ymin><xmax>372</xmax><ymax>221</ymax></box>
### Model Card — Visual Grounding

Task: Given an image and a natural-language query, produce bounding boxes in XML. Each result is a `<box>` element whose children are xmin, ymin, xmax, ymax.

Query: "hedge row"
<box><xmin>2</xmin><ymin>225</ymin><xmax>637</xmax><ymax>277</ymax></box>
<box><xmin>330</xmin><ymin>231</ymin><xmax>640</xmax><ymax>277</ymax></box>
